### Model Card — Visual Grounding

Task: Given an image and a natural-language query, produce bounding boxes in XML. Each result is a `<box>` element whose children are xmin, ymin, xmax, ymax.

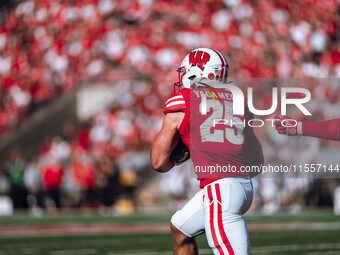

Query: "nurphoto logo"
<box><xmin>194</xmin><ymin>79</ymin><xmax>312</xmax><ymax>128</ymax></box>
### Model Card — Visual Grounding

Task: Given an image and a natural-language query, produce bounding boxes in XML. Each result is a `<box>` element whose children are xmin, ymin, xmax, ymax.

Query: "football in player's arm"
<box><xmin>274</xmin><ymin>115</ymin><xmax>340</xmax><ymax>141</ymax></box>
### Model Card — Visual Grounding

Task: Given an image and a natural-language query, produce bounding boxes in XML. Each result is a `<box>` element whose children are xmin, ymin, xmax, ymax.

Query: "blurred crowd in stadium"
<box><xmin>0</xmin><ymin>0</ymin><xmax>339</xmax><ymax>214</ymax></box>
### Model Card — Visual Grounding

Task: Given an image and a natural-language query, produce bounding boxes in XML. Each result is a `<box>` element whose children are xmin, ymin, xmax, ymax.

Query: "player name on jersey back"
<box><xmin>164</xmin><ymin>87</ymin><xmax>251</xmax><ymax>188</ymax></box>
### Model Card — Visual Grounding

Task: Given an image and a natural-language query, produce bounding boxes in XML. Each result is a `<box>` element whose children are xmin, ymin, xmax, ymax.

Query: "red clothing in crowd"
<box><xmin>43</xmin><ymin>164</ymin><xmax>63</xmax><ymax>191</ymax></box>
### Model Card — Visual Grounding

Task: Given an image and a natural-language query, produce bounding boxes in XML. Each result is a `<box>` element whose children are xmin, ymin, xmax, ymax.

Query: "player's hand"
<box><xmin>274</xmin><ymin>115</ymin><xmax>298</xmax><ymax>136</ymax></box>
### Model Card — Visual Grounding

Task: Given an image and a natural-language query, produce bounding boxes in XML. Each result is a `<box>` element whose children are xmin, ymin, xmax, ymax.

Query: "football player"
<box><xmin>151</xmin><ymin>48</ymin><xmax>263</xmax><ymax>255</ymax></box>
<box><xmin>274</xmin><ymin>115</ymin><xmax>340</xmax><ymax>140</ymax></box>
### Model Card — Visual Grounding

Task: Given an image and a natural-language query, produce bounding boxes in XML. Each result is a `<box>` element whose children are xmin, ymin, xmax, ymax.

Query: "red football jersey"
<box><xmin>164</xmin><ymin>88</ymin><xmax>253</xmax><ymax>188</ymax></box>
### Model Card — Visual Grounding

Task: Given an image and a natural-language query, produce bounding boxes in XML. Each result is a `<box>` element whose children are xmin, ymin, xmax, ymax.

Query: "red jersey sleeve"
<box><xmin>163</xmin><ymin>91</ymin><xmax>187</xmax><ymax>115</ymax></box>
<box><xmin>302</xmin><ymin>119</ymin><xmax>340</xmax><ymax>140</ymax></box>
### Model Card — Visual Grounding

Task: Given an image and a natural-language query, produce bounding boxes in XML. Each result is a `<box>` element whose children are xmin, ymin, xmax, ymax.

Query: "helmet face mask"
<box><xmin>174</xmin><ymin>48</ymin><xmax>229</xmax><ymax>92</ymax></box>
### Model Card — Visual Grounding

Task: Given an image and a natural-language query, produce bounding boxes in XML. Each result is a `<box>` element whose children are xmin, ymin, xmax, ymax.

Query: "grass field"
<box><xmin>1</xmin><ymin>210</ymin><xmax>340</xmax><ymax>255</ymax></box>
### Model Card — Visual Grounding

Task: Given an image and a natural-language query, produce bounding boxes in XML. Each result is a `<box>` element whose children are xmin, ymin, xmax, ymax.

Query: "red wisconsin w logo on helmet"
<box><xmin>189</xmin><ymin>51</ymin><xmax>210</xmax><ymax>70</ymax></box>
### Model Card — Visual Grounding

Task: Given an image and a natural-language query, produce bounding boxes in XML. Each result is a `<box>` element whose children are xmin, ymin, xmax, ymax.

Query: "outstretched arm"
<box><xmin>150</xmin><ymin>112</ymin><xmax>184</xmax><ymax>172</ymax></box>
<box><xmin>274</xmin><ymin>115</ymin><xmax>340</xmax><ymax>141</ymax></box>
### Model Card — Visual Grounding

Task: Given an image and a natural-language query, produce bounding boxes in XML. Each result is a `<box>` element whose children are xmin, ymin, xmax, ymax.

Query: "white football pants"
<box><xmin>171</xmin><ymin>177</ymin><xmax>253</xmax><ymax>255</ymax></box>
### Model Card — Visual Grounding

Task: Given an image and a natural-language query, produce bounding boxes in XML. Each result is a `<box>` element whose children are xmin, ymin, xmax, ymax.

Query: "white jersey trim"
<box><xmin>166</xmin><ymin>95</ymin><xmax>184</xmax><ymax>105</ymax></box>
<box><xmin>166</xmin><ymin>101</ymin><xmax>185</xmax><ymax>108</ymax></box>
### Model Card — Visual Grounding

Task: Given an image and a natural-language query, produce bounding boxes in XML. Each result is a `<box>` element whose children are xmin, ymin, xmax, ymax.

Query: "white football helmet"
<box><xmin>174</xmin><ymin>48</ymin><xmax>229</xmax><ymax>91</ymax></box>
